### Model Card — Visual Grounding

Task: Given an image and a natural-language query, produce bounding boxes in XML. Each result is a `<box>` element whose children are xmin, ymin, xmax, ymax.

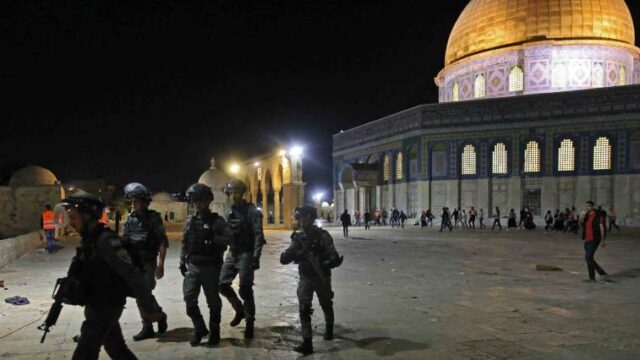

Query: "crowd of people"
<box><xmin>335</xmin><ymin>205</ymin><xmax>622</xmax><ymax>236</ymax></box>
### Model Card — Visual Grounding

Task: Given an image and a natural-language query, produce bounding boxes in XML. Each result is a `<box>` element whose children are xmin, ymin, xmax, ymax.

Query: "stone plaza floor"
<box><xmin>1</xmin><ymin>225</ymin><xmax>639</xmax><ymax>359</ymax></box>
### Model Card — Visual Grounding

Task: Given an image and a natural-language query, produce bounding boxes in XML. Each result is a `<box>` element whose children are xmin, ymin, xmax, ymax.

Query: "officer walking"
<box><xmin>180</xmin><ymin>183</ymin><xmax>234</xmax><ymax>346</ymax></box>
<box><xmin>219</xmin><ymin>179</ymin><xmax>266</xmax><ymax>339</ymax></box>
<box><xmin>122</xmin><ymin>182</ymin><xmax>169</xmax><ymax>341</ymax></box>
<box><xmin>280</xmin><ymin>206</ymin><xmax>343</xmax><ymax>355</ymax></box>
<box><xmin>58</xmin><ymin>192</ymin><xmax>165</xmax><ymax>360</ymax></box>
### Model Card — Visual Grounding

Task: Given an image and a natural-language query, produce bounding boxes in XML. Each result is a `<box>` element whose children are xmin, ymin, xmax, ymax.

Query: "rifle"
<box><xmin>291</xmin><ymin>231</ymin><xmax>327</xmax><ymax>285</ymax></box>
<box><xmin>38</xmin><ymin>278</ymin><xmax>66</xmax><ymax>343</ymax></box>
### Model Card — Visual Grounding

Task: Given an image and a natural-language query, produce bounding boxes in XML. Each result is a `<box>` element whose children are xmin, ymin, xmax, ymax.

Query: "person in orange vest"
<box><xmin>99</xmin><ymin>208</ymin><xmax>109</xmax><ymax>228</ymax></box>
<box><xmin>41</xmin><ymin>204</ymin><xmax>56</xmax><ymax>253</ymax></box>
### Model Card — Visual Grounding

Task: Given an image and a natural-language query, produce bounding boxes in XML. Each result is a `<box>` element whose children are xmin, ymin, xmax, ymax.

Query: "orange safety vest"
<box><xmin>99</xmin><ymin>210</ymin><xmax>109</xmax><ymax>225</ymax></box>
<box><xmin>42</xmin><ymin>210</ymin><xmax>55</xmax><ymax>230</ymax></box>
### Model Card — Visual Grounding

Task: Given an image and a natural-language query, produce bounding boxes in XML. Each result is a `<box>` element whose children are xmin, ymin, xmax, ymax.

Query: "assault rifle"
<box><xmin>291</xmin><ymin>230</ymin><xmax>328</xmax><ymax>285</ymax></box>
<box><xmin>38</xmin><ymin>278</ymin><xmax>66</xmax><ymax>343</ymax></box>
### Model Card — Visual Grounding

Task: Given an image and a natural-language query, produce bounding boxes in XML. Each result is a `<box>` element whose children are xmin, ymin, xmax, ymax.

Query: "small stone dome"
<box><xmin>198</xmin><ymin>158</ymin><xmax>229</xmax><ymax>191</ymax></box>
<box><xmin>9</xmin><ymin>165</ymin><xmax>59</xmax><ymax>187</ymax></box>
<box><xmin>152</xmin><ymin>191</ymin><xmax>174</xmax><ymax>202</ymax></box>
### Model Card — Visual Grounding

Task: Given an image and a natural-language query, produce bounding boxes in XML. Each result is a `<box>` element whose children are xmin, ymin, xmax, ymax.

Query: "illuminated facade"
<box><xmin>333</xmin><ymin>0</ymin><xmax>640</xmax><ymax>224</ymax></box>
<box><xmin>436</xmin><ymin>0</ymin><xmax>640</xmax><ymax>102</ymax></box>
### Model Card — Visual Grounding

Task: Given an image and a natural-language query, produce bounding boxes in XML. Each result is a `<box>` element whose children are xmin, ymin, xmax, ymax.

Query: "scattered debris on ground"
<box><xmin>4</xmin><ymin>296</ymin><xmax>30</xmax><ymax>305</ymax></box>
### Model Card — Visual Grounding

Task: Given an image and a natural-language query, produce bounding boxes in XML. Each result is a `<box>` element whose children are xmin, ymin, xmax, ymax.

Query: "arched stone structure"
<box><xmin>232</xmin><ymin>151</ymin><xmax>305</xmax><ymax>229</ymax></box>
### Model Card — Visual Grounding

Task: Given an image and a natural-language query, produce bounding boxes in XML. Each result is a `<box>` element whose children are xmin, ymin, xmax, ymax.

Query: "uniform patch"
<box><xmin>116</xmin><ymin>248</ymin><xmax>133</xmax><ymax>264</ymax></box>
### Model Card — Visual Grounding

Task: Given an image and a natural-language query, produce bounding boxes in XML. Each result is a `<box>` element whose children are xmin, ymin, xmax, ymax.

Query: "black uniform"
<box><xmin>122</xmin><ymin>209</ymin><xmax>169</xmax><ymax>331</ymax></box>
<box><xmin>72</xmin><ymin>224</ymin><xmax>160</xmax><ymax>360</ymax></box>
<box><xmin>219</xmin><ymin>200</ymin><xmax>265</xmax><ymax>325</ymax></box>
<box><xmin>181</xmin><ymin>210</ymin><xmax>233</xmax><ymax>343</ymax></box>
<box><xmin>280</xmin><ymin>225</ymin><xmax>341</xmax><ymax>339</ymax></box>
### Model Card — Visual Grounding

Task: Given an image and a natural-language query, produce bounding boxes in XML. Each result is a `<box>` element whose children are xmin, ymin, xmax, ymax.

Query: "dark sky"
<box><xmin>2</xmin><ymin>0</ymin><xmax>639</xmax><ymax>199</ymax></box>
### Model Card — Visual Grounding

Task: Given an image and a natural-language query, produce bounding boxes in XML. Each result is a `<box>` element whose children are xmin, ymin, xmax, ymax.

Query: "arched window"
<box><xmin>552</xmin><ymin>61</ymin><xmax>567</xmax><ymax>88</ymax></box>
<box><xmin>509</xmin><ymin>66</ymin><xmax>524</xmax><ymax>92</ymax></box>
<box><xmin>593</xmin><ymin>62</ymin><xmax>604</xmax><ymax>87</ymax></box>
<box><xmin>452</xmin><ymin>82</ymin><xmax>459</xmax><ymax>102</ymax></box>
<box><xmin>492</xmin><ymin>143</ymin><xmax>508</xmax><ymax>174</ymax></box>
<box><xmin>461</xmin><ymin>145</ymin><xmax>476</xmax><ymax>175</ymax></box>
<box><xmin>619</xmin><ymin>66</ymin><xmax>626</xmax><ymax>86</ymax></box>
<box><xmin>524</xmin><ymin>141</ymin><xmax>541</xmax><ymax>173</ymax></box>
<box><xmin>474</xmin><ymin>74</ymin><xmax>486</xmax><ymax>98</ymax></box>
<box><xmin>383</xmin><ymin>155</ymin><xmax>390</xmax><ymax>181</ymax></box>
<box><xmin>593</xmin><ymin>137</ymin><xmax>612</xmax><ymax>170</ymax></box>
<box><xmin>557</xmin><ymin>139</ymin><xmax>575</xmax><ymax>172</ymax></box>
<box><xmin>395</xmin><ymin>152</ymin><xmax>404</xmax><ymax>180</ymax></box>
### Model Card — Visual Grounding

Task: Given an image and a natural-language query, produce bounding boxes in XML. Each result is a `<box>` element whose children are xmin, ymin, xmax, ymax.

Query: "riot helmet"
<box><xmin>222</xmin><ymin>179</ymin><xmax>247</xmax><ymax>195</ymax></box>
<box><xmin>58</xmin><ymin>191</ymin><xmax>105</xmax><ymax>221</ymax></box>
<box><xmin>186</xmin><ymin>183</ymin><xmax>214</xmax><ymax>202</ymax></box>
<box><xmin>124</xmin><ymin>182</ymin><xmax>152</xmax><ymax>202</ymax></box>
<box><xmin>294</xmin><ymin>206</ymin><xmax>318</xmax><ymax>221</ymax></box>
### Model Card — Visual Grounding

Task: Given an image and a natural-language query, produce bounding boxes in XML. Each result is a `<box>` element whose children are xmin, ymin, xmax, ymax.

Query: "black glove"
<box><xmin>251</xmin><ymin>258</ymin><xmax>260</xmax><ymax>270</ymax></box>
<box><xmin>179</xmin><ymin>262</ymin><xmax>187</xmax><ymax>277</ymax></box>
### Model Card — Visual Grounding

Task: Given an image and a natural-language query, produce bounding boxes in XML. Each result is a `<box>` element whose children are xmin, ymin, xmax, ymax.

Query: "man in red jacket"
<box><xmin>581</xmin><ymin>201</ymin><xmax>608</xmax><ymax>283</ymax></box>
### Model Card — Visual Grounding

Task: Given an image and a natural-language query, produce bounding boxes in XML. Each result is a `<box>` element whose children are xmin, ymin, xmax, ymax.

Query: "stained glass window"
<box><xmin>619</xmin><ymin>66</ymin><xmax>626</xmax><ymax>86</ymax></box>
<box><xmin>557</xmin><ymin>139</ymin><xmax>575</xmax><ymax>172</ymax></box>
<box><xmin>452</xmin><ymin>82</ymin><xmax>460</xmax><ymax>101</ymax></box>
<box><xmin>492</xmin><ymin>143</ymin><xmax>508</xmax><ymax>174</ymax></box>
<box><xmin>524</xmin><ymin>141</ymin><xmax>541</xmax><ymax>173</ymax></box>
<box><xmin>509</xmin><ymin>66</ymin><xmax>524</xmax><ymax>92</ymax></box>
<box><xmin>461</xmin><ymin>145</ymin><xmax>476</xmax><ymax>175</ymax></box>
<box><xmin>474</xmin><ymin>74</ymin><xmax>486</xmax><ymax>98</ymax></box>
<box><xmin>395</xmin><ymin>152</ymin><xmax>404</xmax><ymax>180</ymax></box>
<box><xmin>383</xmin><ymin>155</ymin><xmax>390</xmax><ymax>181</ymax></box>
<box><xmin>552</xmin><ymin>61</ymin><xmax>567</xmax><ymax>88</ymax></box>
<box><xmin>593</xmin><ymin>62</ymin><xmax>604</xmax><ymax>87</ymax></box>
<box><xmin>593</xmin><ymin>137</ymin><xmax>612</xmax><ymax>170</ymax></box>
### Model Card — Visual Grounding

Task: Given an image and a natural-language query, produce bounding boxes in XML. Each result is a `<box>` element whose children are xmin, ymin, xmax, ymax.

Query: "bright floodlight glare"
<box><xmin>229</xmin><ymin>164</ymin><xmax>240</xmax><ymax>174</ymax></box>
<box><xmin>254</xmin><ymin>162</ymin><xmax>260</xmax><ymax>167</ymax></box>
<box><xmin>290</xmin><ymin>146</ymin><xmax>303</xmax><ymax>157</ymax></box>
<box><xmin>313</xmin><ymin>192</ymin><xmax>324</xmax><ymax>202</ymax></box>
<box><xmin>278</xmin><ymin>149</ymin><xmax>287</xmax><ymax>156</ymax></box>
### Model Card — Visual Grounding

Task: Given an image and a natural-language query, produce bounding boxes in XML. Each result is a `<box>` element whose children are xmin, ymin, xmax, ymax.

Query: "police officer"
<box><xmin>59</xmin><ymin>192</ymin><xmax>165</xmax><ymax>360</ymax></box>
<box><xmin>219</xmin><ymin>179</ymin><xmax>266</xmax><ymax>339</ymax></box>
<box><xmin>280</xmin><ymin>206</ymin><xmax>343</xmax><ymax>355</ymax></box>
<box><xmin>180</xmin><ymin>183</ymin><xmax>234</xmax><ymax>346</ymax></box>
<box><xmin>122</xmin><ymin>182</ymin><xmax>169</xmax><ymax>341</ymax></box>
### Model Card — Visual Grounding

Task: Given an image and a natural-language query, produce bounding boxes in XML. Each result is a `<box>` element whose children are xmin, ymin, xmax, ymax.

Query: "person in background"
<box><xmin>41</xmin><ymin>204</ymin><xmax>56</xmax><ymax>254</ymax></box>
<box><xmin>340</xmin><ymin>209</ymin><xmax>351</xmax><ymax>237</ymax></box>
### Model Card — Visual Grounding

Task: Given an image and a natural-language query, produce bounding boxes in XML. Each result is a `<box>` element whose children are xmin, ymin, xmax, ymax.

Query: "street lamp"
<box><xmin>229</xmin><ymin>163</ymin><xmax>240</xmax><ymax>175</ymax></box>
<box><xmin>290</xmin><ymin>146</ymin><xmax>303</xmax><ymax>158</ymax></box>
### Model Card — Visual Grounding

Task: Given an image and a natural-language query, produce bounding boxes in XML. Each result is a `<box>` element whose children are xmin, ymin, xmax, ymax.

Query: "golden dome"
<box><xmin>445</xmin><ymin>0</ymin><xmax>636</xmax><ymax>66</ymax></box>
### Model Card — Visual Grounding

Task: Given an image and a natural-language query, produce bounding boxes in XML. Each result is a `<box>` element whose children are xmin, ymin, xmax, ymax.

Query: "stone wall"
<box><xmin>0</xmin><ymin>185</ymin><xmax>63</xmax><ymax>238</ymax></box>
<box><xmin>0</xmin><ymin>231</ymin><xmax>43</xmax><ymax>269</ymax></box>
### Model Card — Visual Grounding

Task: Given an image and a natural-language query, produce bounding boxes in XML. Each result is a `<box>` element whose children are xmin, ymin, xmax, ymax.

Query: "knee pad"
<box><xmin>239</xmin><ymin>285</ymin><xmax>253</xmax><ymax>300</ymax></box>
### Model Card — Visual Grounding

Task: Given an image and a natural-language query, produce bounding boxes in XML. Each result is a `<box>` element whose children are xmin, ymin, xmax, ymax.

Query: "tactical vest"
<box><xmin>184</xmin><ymin>212</ymin><xmax>226</xmax><ymax>262</ymax></box>
<box><xmin>228</xmin><ymin>203</ymin><xmax>254</xmax><ymax>254</ymax></box>
<box><xmin>123</xmin><ymin>210</ymin><xmax>159</xmax><ymax>255</ymax></box>
<box><xmin>82</xmin><ymin>228</ymin><xmax>134</xmax><ymax>307</ymax></box>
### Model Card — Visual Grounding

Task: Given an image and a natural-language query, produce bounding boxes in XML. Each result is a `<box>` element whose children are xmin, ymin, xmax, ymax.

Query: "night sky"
<box><xmin>2</xmin><ymin>1</ymin><xmax>639</xmax><ymax>200</ymax></box>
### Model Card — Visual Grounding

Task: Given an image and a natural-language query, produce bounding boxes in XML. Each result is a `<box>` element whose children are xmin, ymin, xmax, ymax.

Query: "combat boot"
<box><xmin>157</xmin><ymin>314</ymin><xmax>168</xmax><ymax>334</ymax></box>
<box><xmin>324</xmin><ymin>323</ymin><xmax>333</xmax><ymax>340</ymax></box>
<box><xmin>294</xmin><ymin>337</ymin><xmax>314</xmax><ymax>355</ymax></box>
<box><xmin>244</xmin><ymin>320</ymin><xmax>254</xmax><ymax>339</ymax></box>
<box><xmin>230</xmin><ymin>310</ymin><xmax>245</xmax><ymax>327</ymax></box>
<box><xmin>132</xmin><ymin>323</ymin><xmax>155</xmax><ymax>341</ymax></box>
<box><xmin>189</xmin><ymin>316</ymin><xmax>209</xmax><ymax>346</ymax></box>
<box><xmin>207</xmin><ymin>326</ymin><xmax>220</xmax><ymax>346</ymax></box>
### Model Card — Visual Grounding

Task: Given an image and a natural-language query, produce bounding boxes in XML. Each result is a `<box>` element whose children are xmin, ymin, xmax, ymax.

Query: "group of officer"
<box><xmin>52</xmin><ymin>178</ymin><xmax>342</xmax><ymax>359</ymax></box>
